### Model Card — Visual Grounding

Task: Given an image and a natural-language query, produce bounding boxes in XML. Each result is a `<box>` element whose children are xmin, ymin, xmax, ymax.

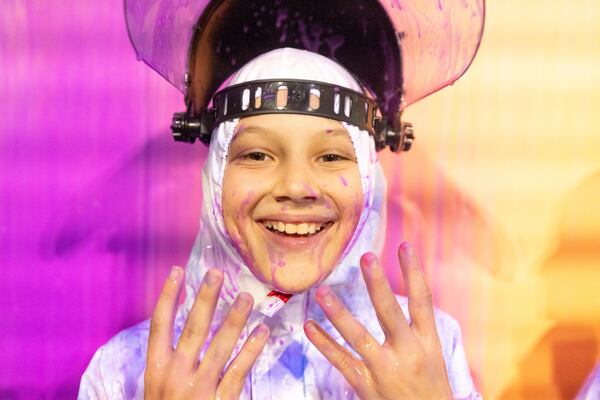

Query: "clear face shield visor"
<box><xmin>124</xmin><ymin>0</ymin><xmax>484</xmax><ymax>151</ymax></box>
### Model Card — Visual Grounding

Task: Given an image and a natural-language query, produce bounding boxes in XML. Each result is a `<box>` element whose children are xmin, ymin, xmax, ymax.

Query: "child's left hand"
<box><xmin>304</xmin><ymin>242</ymin><xmax>454</xmax><ymax>400</ymax></box>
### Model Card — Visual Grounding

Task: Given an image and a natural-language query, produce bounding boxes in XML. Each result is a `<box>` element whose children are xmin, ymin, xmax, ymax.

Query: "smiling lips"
<box><xmin>261</xmin><ymin>220</ymin><xmax>332</xmax><ymax>235</ymax></box>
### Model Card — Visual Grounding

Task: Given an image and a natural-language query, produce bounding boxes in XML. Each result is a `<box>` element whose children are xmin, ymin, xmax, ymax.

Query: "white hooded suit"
<box><xmin>80</xmin><ymin>48</ymin><xmax>480</xmax><ymax>399</ymax></box>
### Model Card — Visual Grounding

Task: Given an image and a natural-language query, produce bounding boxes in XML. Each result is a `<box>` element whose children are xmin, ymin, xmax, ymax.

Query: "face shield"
<box><xmin>124</xmin><ymin>0</ymin><xmax>485</xmax><ymax>151</ymax></box>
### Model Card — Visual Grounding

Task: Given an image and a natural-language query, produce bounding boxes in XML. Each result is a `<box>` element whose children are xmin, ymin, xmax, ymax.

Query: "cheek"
<box><xmin>223</xmin><ymin>191</ymin><xmax>255</xmax><ymax>226</ymax></box>
<box><xmin>335</xmin><ymin>173</ymin><xmax>364</xmax><ymax>224</ymax></box>
<box><xmin>222</xmin><ymin>167</ymin><xmax>256</xmax><ymax>220</ymax></box>
<box><xmin>222</xmin><ymin>170</ymin><xmax>258</xmax><ymax>249</ymax></box>
<box><xmin>339</xmin><ymin>193</ymin><xmax>363</xmax><ymax>232</ymax></box>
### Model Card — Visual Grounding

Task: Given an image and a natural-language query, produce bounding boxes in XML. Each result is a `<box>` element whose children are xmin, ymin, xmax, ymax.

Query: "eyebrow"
<box><xmin>322</xmin><ymin>128</ymin><xmax>348</xmax><ymax>137</ymax></box>
<box><xmin>232</xmin><ymin>125</ymin><xmax>348</xmax><ymax>141</ymax></box>
<box><xmin>229</xmin><ymin>126</ymin><xmax>264</xmax><ymax>143</ymax></box>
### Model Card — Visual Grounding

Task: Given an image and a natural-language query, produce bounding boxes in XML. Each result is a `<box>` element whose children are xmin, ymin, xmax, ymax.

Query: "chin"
<box><xmin>259</xmin><ymin>258</ymin><xmax>337</xmax><ymax>294</ymax></box>
<box><xmin>269</xmin><ymin>278</ymin><xmax>315</xmax><ymax>294</ymax></box>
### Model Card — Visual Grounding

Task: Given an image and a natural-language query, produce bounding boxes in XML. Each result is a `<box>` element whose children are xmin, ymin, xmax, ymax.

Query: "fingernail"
<box><xmin>234</xmin><ymin>292</ymin><xmax>251</xmax><ymax>311</ymax></box>
<box><xmin>400</xmin><ymin>242</ymin><xmax>414</xmax><ymax>256</ymax></box>
<box><xmin>169</xmin><ymin>266</ymin><xmax>182</xmax><ymax>281</ymax></box>
<box><xmin>318</xmin><ymin>286</ymin><xmax>335</xmax><ymax>307</ymax></box>
<box><xmin>253</xmin><ymin>324</ymin><xmax>269</xmax><ymax>340</ymax></box>
<box><xmin>205</xmin><ymin>270</ymin><xmax>221</xmax><ymax>287</ymax></box>
<box><xmin>361</xmin><ymin>252</ymin><xmax>378</xmax><ymax>269</ymax></box>
<box><xmin>304</xmin><ymin>321</ymin><xmax>317</xmax><ymax>334</ymax></box>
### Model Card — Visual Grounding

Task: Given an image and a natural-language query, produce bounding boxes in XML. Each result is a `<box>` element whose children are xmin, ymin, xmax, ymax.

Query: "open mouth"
<box><xmin>258</xmin><ymin>220</ymin><xmax>335</xmax><ymax>237</ymax></box>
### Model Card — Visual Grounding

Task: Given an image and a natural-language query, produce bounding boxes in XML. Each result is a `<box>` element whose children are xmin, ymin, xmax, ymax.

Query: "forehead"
<box><xmin>231</xmin><ymin>114</ymin><xmax>353</xmax><ymax>147</ymax></box>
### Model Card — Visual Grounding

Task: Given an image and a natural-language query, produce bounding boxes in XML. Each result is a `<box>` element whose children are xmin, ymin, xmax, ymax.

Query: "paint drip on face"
<box><xmin>337</xmin><ymin>193</ymin><xmax>366</xmax><ymax>261</ymax></box>
<box><xmin>231</xmin><ymin>190</ymin><xmax>259</xmax><ymax>271</ymax></box>
<box><xmin>302</xmin><ymin>182</ymin><xmax>318</xmax><ymax>197</ymax></box>
<box><xmin>266</xmin><ymin>242</ymin><xmax>287</xmax><ymax>290</ymax></box>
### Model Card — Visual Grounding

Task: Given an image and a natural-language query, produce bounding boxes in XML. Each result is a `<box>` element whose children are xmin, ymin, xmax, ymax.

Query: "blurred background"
<box><xmin>1</xmin><ymin>0</ymin><xmax>599</xmax><ymax>398</ymax></box>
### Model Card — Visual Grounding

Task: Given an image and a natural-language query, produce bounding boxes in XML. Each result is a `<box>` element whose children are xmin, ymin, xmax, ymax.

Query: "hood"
<box><xmin>178</xmin><ymin>48</ymin><xmax>387</xmax><ymax>372</ymax></box>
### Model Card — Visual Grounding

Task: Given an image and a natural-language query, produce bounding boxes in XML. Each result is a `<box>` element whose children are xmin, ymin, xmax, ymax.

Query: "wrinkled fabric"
<box><xmin>79</xmin><ymin>48</ymin><xmax>481</xmax><ymax>399</ymax></box>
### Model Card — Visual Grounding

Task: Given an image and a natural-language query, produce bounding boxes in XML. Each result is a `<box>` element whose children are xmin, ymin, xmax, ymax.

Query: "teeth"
<box><xmin>261</xmin><ymin>220</ymin><xmax>329</xmax><ymax>235</ymax></box>
<box><xmin>297</xmin><ymin>223</ymin><xmax>308</xmax><ymax>235</ymax></box>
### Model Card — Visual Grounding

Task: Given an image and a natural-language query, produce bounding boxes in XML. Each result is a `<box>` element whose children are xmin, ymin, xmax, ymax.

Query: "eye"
<box><xmin>319</xmin><ymin>153</ymin><xmax>347</xmax><ymax>162</ymax></box>
<box><xmin>240</xmin><ymin>151</ymin><xmax>269</xmax><ymax>161</ymax></box>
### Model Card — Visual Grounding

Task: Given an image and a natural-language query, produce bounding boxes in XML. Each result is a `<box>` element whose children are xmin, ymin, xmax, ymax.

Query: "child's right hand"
<box><xmin>144</xmin><ymin>267</ymin><xmax>269</xmax><ymax>399</ymax></box>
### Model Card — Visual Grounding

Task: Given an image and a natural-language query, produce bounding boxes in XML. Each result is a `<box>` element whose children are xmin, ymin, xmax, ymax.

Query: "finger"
<box><xmin>217</xmin><ymin>324</ymin><xmax>270</xmax><ymax>396</ymax></box>
<box><xmin>360</xmin><ymin>252</ymin><xmax>410</xmax><ymax>344</ymax></box>
<box><xmin>304</xmin><ymin>320</ymin><xmax>367</xmax><ymax>389</ymax></box>
<box><xmin>175</xmin><ymin>269</ymin><xmax>223</xmax><ymax>367</ymax></box>
<box><xmin>147</xmin><ymin>266</ymin><xmax>184</xmax><ymax>366</ymax></box>
<box><xmin>196</xmin><ymin>292</ymin><xmax>254</xmax><ymax>382</ymax></box>
<box><xmin>315</xmin><ymin>286</ymin><xmax>381</xmax><ymax>365</ymax></box>
<box><xmin>398</xmin><ymin>242</ymin><xmax>436</xmax><ymax>335</ymax></box>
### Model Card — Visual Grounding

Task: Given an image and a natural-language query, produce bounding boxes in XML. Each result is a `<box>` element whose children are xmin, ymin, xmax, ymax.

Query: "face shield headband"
<box><xmin>171</xmin><ymin>79</ymin><xmax>415</xmax><ymax>152</ymax></box>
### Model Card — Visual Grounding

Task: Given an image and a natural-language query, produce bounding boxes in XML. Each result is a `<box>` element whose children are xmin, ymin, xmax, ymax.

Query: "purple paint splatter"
<box><xmin>240</xmin><ymin>190</ymin><xmax>254</xmax><ymax>209</ymax></box>
<box><xmin>276</xmin><ymin>8</ymin><xmax>288</xmax><ymax>28</ymax></box>
<box><xmin>339</xmin><ymin>175</ymin><xmax>348</xmax><ymax>187</ymax></box>
<box><xmin>325</xmin><ymin>35</ymin><xmax>345</xmax><ymax>58</ymax></box>
<box><xmin>266</xmin><ymin>243</ymin><xmax>287</xmax><ymax>289</ymax></box>
<box><xmin>303</xmin><ymin>183</ymin><xmax>317</xmax><ymax>197</ymax></box>
<box><xmin>232</xmin><ymin>123</ymin><xmax>246</xmax><ymax>139</ymax></box>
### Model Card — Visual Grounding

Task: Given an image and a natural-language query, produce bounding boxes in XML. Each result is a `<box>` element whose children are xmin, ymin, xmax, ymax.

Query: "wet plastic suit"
<box><xmin>79</xmin><ymin>48</ymin><xmax>481</xmax><ymax>400</ymax></box>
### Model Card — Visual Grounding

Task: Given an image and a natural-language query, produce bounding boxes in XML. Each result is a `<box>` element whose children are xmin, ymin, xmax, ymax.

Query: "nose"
<box><xmin>272</xmin><ymin>160</ymin><xmax>321</xmax><ymax>204</ymax></box>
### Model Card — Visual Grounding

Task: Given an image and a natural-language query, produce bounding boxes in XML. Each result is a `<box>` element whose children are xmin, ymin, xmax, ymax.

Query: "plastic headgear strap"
<box><xmin>171</xmin><ymin>78</ymin><xmax>415</xmax><ymax>152</ymax></box>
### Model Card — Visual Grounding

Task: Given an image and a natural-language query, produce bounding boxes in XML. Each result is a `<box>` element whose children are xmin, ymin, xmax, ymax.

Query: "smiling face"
<box><xmin>221</xmin><ymin>114</ymin><xmax>364</xmax><ymax>293</ymax></box>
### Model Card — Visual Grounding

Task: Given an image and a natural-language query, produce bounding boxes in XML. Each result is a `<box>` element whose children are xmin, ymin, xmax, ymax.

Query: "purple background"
<box><xmin>1</xmin><ymin>0</ymin><xmax>208</xmax><ymax>396</ymax></box>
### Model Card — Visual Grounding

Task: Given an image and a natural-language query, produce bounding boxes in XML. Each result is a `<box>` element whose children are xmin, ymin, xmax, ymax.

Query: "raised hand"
<box><xmin>144</xmin><ymin>267</ymin><xmax>270</xmax><ymax>399</ymax></box>
<box><xmin>304</xmin><ymin>242</ymin><xmax>453</xmax><ymax>400</ymax></box>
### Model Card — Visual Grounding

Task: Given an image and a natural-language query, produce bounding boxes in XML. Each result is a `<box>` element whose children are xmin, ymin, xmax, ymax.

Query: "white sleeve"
<box><xmin>78</xmin><ymin>345</ymin><xmax>112</xmax><ymax>400</ymax></box>
<box><xmin>78</xmin><ymin>320</ymin><xmax>149</xmax><ymax>399</ymax></box>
